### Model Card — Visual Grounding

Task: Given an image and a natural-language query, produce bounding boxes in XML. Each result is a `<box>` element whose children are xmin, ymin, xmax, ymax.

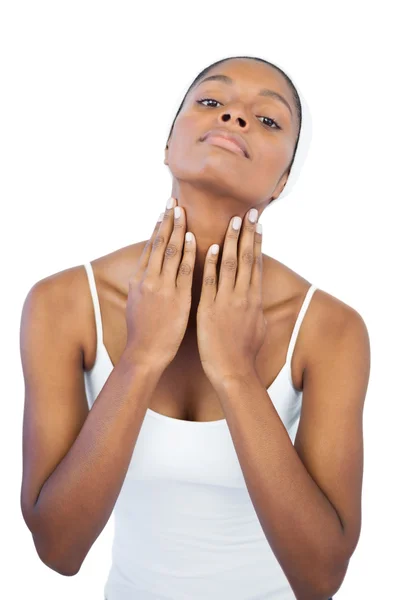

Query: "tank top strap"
<box><xmin>286</xmin><ymin>284</ymin><xmax>318</xmax><ymax>367</ymax></box>
<box><xmin>83</xmin><ymin>262</ymin><xmax>104</xmax><ymax>351</ymax></box>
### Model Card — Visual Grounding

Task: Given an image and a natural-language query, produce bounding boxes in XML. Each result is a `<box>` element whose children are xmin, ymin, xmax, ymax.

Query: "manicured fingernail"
<box><xmin>248</xmin><ymin>208</ymin><xmax>258</xmax><ymax>223</ymax></box>
<box><xmin>232</xmin><ymin>216</ymin><xmax>242</xmax><ymax>230</ymax></box>
<box><xmin>185</xmin><ymin>232</ymin><xmax>193</xmax><ymax>243</ymax></box>
<box><xmin>174</xmin><ymin>206</ymin><xmax>181</xmax><ymax>219</ymax></box>
<box><xmin>166</xmin><ymin>197</ymin><xmax>175</xmax><ymax>210</ymax></box>
<box><xmin>211</xmin><ymin>244</ymin><xmax>219</xmax><ymax>255</ymax></box>
<box><xmin>256</xmin><ymin>222</ymin><xmax>262</xmax><ymax>234</ymax></box>
<box><xmin>157</xmin><ymin>212</ymin><xmax>164</xmax><ymax>222</ymax></box>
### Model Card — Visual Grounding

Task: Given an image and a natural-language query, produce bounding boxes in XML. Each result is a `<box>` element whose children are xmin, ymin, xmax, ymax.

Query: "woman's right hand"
<box><xmin>124</xmin><ymin>196</ymin><xmax>196</xmax><ymax>371</ymax></box>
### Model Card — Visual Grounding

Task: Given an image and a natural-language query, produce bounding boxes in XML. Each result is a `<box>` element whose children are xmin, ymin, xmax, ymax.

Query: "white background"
<box><xmin>1</xmin><ymin>1</ymin><xmax>398</xmax><ymax>598</ymax></box>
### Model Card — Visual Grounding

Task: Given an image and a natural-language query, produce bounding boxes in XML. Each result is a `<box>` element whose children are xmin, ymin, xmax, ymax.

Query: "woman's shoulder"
<box><xmin>261</xmin><ymin>253</ymin><xmax>361</xmax><ymax>328</ymax></box>
<box><xmin>88</xmin><ymin>241</ymin><xmax>145</xmax><ymax>296</ymax></box>
<box><xmin>261</xmin><ymin>253</ymin><xmax>312</xmax><ymax>309</ymax></box>
<box><xmin>26</xmin><ymin>243</ymin><xmax>141</xmax><ymax>371</ymax></box>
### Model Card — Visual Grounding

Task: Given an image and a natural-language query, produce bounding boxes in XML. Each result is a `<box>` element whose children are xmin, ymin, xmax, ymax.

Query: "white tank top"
<box><xmin>83</xmin><ymin>262</ymin><xmax>318</xmax><ymax>600</ymax></box>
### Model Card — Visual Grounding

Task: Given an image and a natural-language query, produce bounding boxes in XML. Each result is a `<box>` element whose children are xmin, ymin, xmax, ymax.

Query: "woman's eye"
<box><xmin>197</xmin><ymin>98</ymin><xmax>221</xmax><ymax>108</ymax></box>
<box><xmin>196</xmin><ymin>98</ymin><xmax>281</xmax><ymax>130</ymax></box>
<box><xmin>257</xmin><ymin>116</ymin><xmax>281</xmax><ymax>130</ymax></box>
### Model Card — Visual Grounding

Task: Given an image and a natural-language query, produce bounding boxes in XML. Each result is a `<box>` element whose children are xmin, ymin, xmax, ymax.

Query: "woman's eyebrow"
<box><xmin>195</xmin><ymin>73</ymin><xmax>293</xmax><ymax>120</ymax></box>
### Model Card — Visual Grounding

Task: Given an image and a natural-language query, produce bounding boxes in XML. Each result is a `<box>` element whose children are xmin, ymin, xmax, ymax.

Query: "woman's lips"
<box><xmin>202</xmin><ymin>135</ymin><xmax>246</xmax><ymax>157</ymax></box>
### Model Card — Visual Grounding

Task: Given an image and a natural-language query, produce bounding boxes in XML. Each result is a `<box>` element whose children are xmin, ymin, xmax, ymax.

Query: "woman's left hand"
<box><xmin>196</xmin><ymin>208</ymin><xmax>267</xmax><ymax>386</ymax></box>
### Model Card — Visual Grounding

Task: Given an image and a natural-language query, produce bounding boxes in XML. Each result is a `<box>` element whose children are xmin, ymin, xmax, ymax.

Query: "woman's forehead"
<box><xmin>197</xmin><ymin>59</ymin><xmax>289</xmax><ymax>91</ymax></box>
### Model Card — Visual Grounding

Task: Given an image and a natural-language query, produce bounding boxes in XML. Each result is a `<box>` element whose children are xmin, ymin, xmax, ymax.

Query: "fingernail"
<box><xmin>174</xmin><ymin>206</ymin><xmax>181</xmax><ymax>219</ymax></box>
<box><xmin>157</xmin><ymin>212</ymin><xmax>164</xmax><ymax>222</ymax></box>
<box><xmin>256</xmin><ymin>222</ymin><xmax>262</xmax><ymax>234</ymax></box>
<box><xmin>232</xmin><ymin>216</ymin><xmax>242</xmax><ymax>230</ymax></box>
<box><xmin>249</xmin><ymin>208</ymin><xmax>258</xmax><ymax>223</ymax></box>
<box><xmin>166</xmin><ymin>197</ymin><xmax>175</xmax><ymax>210</ymax></box>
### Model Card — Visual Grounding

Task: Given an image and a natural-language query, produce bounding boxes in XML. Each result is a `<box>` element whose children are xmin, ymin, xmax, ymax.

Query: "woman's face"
<box><xmin>164</xmin><ymin>59</ymin><xmax>300</xmax><ymax>206</ymax></box>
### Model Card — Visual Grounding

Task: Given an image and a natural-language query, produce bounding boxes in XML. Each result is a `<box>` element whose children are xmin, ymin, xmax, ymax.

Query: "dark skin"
<box><xmin>164</xmin><ymin>58</ymin><xmax>299</xmax><ymax>308</ymax></box>
<box><xmin>85</xmin><ymin>244</ymin><xmax>312</xmax><ymax>422</ymax></box>
<box><xmin>79</xmin><ymin>59</ymin><xmax>368</xmax><ymax>596</ymax></box>
<box><xmin>83</xmin><ymin>58</ymin><xmax>311</xmax><ymax>421</ymax></box>
<box><xmin>82</xmin><ymin>59</ymin><xmax>365</xmax><ymax>424</ymax></box>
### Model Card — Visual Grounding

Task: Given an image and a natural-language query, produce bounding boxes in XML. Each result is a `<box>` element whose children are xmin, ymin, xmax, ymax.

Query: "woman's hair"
<box><xmin>165</xmin><ymin>55</ymin><xmax>303</xmax><ymax>175</ymax></box>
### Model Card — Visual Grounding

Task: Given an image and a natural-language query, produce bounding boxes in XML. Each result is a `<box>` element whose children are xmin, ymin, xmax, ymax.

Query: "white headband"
<box><xmin>265</xmin><ymin>62</ymin><xmax>313</xmax><ymax>208</ymax></box>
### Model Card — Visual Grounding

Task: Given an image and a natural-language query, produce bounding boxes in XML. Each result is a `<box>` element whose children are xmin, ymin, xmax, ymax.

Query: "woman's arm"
<box><xmin>211</xmin><ymin>301</ymin><xmax>370</xmax><ymax>600</ymax></box>
<box><xmin>20</xmin><ymin>271</ymin><xmax>163</xmax><ymax>576</ymax></box>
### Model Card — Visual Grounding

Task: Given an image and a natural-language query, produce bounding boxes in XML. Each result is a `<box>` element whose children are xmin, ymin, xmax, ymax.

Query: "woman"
<box><xmin>20</xmin><ymin>55</ymin><xmax>370</xmax><ymax>599</ymax></box>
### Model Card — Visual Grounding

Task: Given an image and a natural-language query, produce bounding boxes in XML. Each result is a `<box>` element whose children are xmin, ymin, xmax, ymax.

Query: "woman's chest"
<box><xmin>99</xmin><ymin>307</ymin><xmax>303</xmax><ymax>423</ymax></box>
<box><xmin>84</xmin><ymin>256</ymin><xmax>308</xmax><ymax>423</ymax></box>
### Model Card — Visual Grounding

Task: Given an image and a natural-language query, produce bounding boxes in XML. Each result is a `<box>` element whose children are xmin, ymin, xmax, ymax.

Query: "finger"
<box><xmin>235</xmin><ymin>208</ymin><xmax>259</xmax><ymax>294</ymax></box>
<box><xmin>176</xmin><ymin>228</ymin><xmax>196</xmax><ymax>290</ymax></box>
<box><xmin>136</xmin><ymin>211</ymin><xmax>165</xmax><ymax>276</ymax></box>
<box><xmin>162</xmin><ymin>204</ymin><xmax>188</xmax><ymax>283</ymax></box>
<box><xmin>200</xmin><ymin>243</ymin><xmax>220</xmax><ymax>306</ymax></box>
<box><xmin>250</xmin><ymin>221</ymin><xmax>263</xmax><ymax>299</ymax></box>
<box><xmin>147</xmin><ymin>196</ymin><xmax>177</xmax><ymax>276</ymax></box>
<box><xmin>217</xmin><ymin>215</ymin><xmax>242</xmax><ymax>295</ymax></box>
